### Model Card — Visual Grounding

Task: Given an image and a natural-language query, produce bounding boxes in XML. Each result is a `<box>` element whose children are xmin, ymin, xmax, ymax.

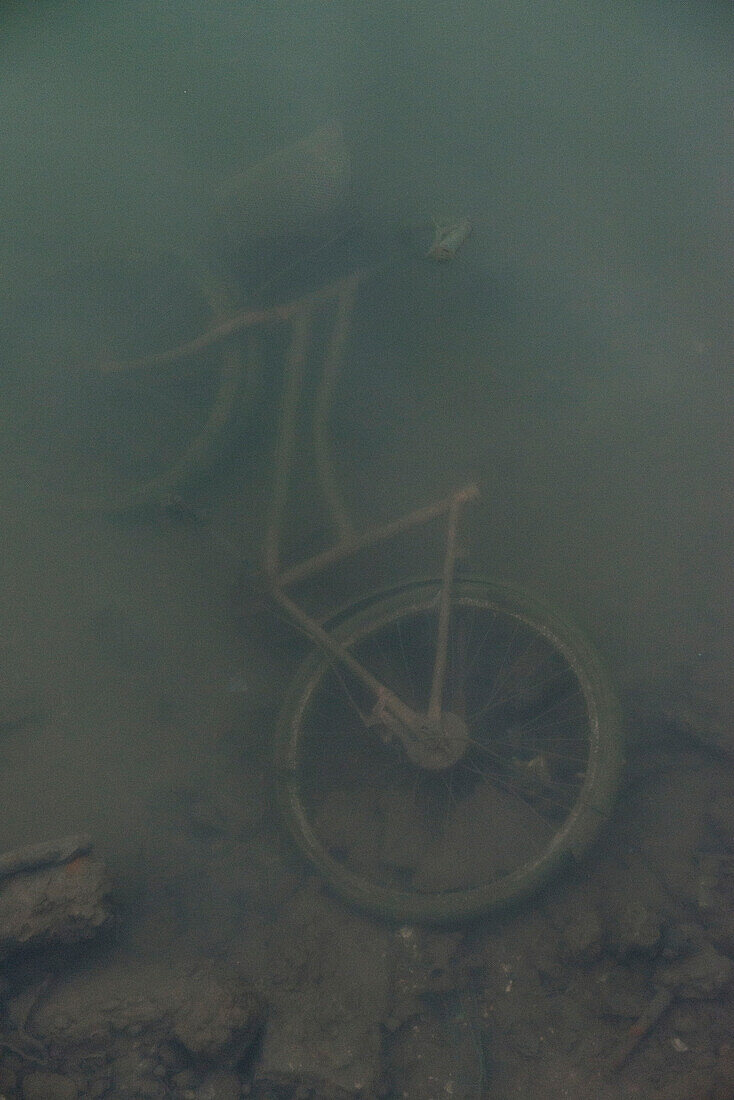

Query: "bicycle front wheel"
<box><xmin>1</xmin><ymin>250</ymin><xmax>247</xmax><ymax>513</ymax></box>
<box><xmin>276</xmin><ymin>578</ymin><xmax>623</xmax><ymax>924</ymax></box>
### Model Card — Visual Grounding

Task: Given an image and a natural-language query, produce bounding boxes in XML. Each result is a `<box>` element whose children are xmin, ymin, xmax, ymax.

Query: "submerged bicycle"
<box><xmin>22</xmin><ymin>256</ymin><xmax>624</xmax><ymax>924</ymax></box>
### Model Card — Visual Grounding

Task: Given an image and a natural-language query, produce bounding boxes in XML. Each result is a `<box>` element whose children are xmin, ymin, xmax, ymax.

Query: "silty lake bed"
<box><xmin>0</xmin><ymin>2</ymin><xmax>732</xmax><ymax>1097</ymax></box>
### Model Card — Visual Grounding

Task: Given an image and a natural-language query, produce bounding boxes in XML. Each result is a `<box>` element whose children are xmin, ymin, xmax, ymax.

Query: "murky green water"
<box><xmin>0</xmin><ymin>0</ymin><xmax>731</xmax><ymax>1030</ymax></box>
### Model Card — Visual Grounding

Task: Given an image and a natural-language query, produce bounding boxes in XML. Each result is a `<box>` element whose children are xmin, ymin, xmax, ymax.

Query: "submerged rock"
<box><xmin>0</xmin><ymin>852</ymin><xmax>112</xmax><ymax>960</ymax></box>
<box><xmin>28</xmin><ymin>956</ymin><xmax>265</xmax><ymax>1098</ymax></box>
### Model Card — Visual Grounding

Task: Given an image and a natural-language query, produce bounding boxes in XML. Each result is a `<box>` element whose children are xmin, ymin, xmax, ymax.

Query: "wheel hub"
<box><xmin>400</xmin><ymin>711</ymin><xmax>469</xmax><ymax>771</ymax></box>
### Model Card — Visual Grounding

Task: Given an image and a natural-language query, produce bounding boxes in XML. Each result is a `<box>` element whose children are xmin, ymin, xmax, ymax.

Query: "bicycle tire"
<box><xmin>275</xmin><ymin>577</ymin><xmax>623</xmax><ymax>924</ymax></box>
<box><xmin>5</xmin><ymin>251</ymin><xmax>249</xmax><ymax>515</ymax></box>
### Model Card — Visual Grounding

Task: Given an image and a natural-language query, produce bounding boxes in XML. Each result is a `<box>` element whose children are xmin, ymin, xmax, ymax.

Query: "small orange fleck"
<box><xmin>64</xmin><ymin>856</ymin><xmax>88</xmax><ymax>875</ymax></box>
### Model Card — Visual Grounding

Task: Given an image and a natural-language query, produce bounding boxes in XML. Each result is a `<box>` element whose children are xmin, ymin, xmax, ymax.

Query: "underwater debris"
<box><xmin>427</xmin><ymin>217</ymin><xmax>472</xmax><ymax>261</ymax></box>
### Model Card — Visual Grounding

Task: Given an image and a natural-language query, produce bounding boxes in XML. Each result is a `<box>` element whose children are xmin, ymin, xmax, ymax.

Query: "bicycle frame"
<box><xmin>103</xmin><ymin>267</ymin><xmax>480</xmax><ymax>760</ymax></box>
<box><xmin>94</xmin><ymin>258</ymin><xmax>623</xmax><ymax>922</ymax></box>
<box><xmin>257</xmin><ymin>272</ymin><xmax>479</xmax><ymax>764</ymax></box>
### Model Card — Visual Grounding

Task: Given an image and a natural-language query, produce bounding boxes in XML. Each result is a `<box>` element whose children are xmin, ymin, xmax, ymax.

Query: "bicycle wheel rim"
<box><xmin>276</xmin><ymin>578</ymin><xmax>623</xmax><ymax>925</ymax></box>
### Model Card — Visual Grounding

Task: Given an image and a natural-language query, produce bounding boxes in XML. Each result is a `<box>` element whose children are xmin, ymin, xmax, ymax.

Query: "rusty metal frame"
<box><xmin>103</xmin><ymin>269</ymin><xmax>479</xmax><ymax>739</ymax></box>
<box><xmin>256</xmin><ymin>274</ymin><xmax>478</xmax><ymax>739</ymax></box>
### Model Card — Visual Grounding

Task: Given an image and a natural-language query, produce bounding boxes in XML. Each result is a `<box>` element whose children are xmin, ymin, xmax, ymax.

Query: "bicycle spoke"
<box><xmin>492</xmin><ymin>693</ymin><xmax>587</xmax><ymax>739</ymax></box>
<box><xmin>396</xmin><ymin>620</ymin><xmax>418</xmax><ymax>707</ymax></box>
<box><xmin>458</xmin><ymin>764</ymin><xmax>559</xmax><ymax>832</ymax></box>
<box><xmin>460</xmin><ymin>607</ymin><xmax>499</xmax><ymax>680</ymax></box>
<box><xmin>458</xmin><ymin>753</ymin><xmax>580</xmax><ymax>817</ymax></box>
<box><xmin>467</xmin><ymin>663</ymin><xmax>572</xmax><ymax>723</ymax></box>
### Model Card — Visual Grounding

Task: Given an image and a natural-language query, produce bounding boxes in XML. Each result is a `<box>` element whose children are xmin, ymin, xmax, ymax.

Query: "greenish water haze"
<box><xmin>0</xmin><ymin>0</ymin><xmax>731</xmax><ymax>949</ymax></box>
